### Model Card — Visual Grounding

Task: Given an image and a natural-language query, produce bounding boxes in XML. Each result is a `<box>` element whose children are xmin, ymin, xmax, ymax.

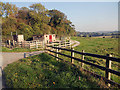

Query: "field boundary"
<box><xmin>46</xmin><ymin>46</ymin><xmax>120</xmax><ymax>88</ymax></box>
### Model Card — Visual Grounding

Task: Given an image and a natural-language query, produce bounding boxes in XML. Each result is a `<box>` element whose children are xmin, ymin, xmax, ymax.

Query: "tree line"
<box><xmin>1</xmin><ymin>2</ymin><xmax>76</xmax><ymax>41</ymax></box>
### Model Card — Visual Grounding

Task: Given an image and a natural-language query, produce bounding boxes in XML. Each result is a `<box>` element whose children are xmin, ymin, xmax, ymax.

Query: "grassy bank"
<box><xmin>4</xmin><ymin>53</ymin><xmax>107</xmax><ymax>88</ymax></box>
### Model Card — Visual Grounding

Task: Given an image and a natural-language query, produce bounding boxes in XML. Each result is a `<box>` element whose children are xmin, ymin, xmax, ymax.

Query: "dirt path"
<box><xmin>71</xmin><ymin>40</ymin><xmax>80</xmax><ymax>47</ymax></box>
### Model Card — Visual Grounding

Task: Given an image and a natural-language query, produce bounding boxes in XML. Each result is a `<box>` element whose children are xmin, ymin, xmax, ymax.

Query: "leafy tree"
<box><xmin>29</xmin><ymin>3</ymin><xmax>46</xmax><ymax>13</ymax></box>
<box><xmin>1</xmin><ymin>2</ymin><xmax>76</xmax><ymax>40</ymax></box>
<box><xmin>17</xmin><ymin>23</ymin><xmax>33</xmax><ymax>40</ymax></box>
<box><xmin>3</xmin><ymin>3</ymin><xmax>18</xmax><ymax>17</ymax></box>
<box><xmin>48</xmin><ymin>10</ymin><xmax>66</xmax><ymax>27</ymax></box>
<box><xmin>0</xmin><ymin>2</ymin><xmax>5</xmax><ymax>16</ymax></box>
<box><xmin>20</xmin><ymin>7</ymin><xmax>29</xmax><ymax>11</ymax></box>
<box><xmin>40</xmin><ymin>23</ymin><xmax>51</xmax><ymax>34</ymax></box>
<box><xmin>16</xmin><ymin>7</ymin><xmax>30</xmax><ymax>24</ymax></box>
<box><xmin>48</xmin><ymin>9</ymin><xmax>75</xmax><ymax>37</ymax></box>
<box><xmin>2</xmin><ymin>17</ymin><xmax>17</xmax><ymax>35</ymax></box>
<box><xmin>32</xmin><ymin>23</ymin><xmax>42</xmax><ymax>35</ymax></box>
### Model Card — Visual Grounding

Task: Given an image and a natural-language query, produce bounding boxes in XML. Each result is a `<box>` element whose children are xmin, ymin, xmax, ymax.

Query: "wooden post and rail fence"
<box><xmin>45</xmin><ymin>45</ymin><xmax>120</xmax><ymax>88</ymax></box>
<box><xmin>46</xmin><ymin>40</ymin><xmax>71</xmax><ymax>48</ymax></box>
<box><xmin>2</xmin><ymin>39</ymin><xmax>71</xmax><ymax>49</ymax></box>
<box><xmin>18</xmin><ymin>41</ymin><xmax>44</xmax><ymax>49</ymax></box>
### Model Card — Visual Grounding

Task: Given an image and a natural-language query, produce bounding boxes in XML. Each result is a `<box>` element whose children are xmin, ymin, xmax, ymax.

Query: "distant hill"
<box><xmin>76</xmin><ymin>31</ymin><xmax>119</xmax><ymax>38</ymax></box>
<box><xmin>96</xmin><ymin>31</ymin><xmax>119</xmax><ymax>34</ymax></box>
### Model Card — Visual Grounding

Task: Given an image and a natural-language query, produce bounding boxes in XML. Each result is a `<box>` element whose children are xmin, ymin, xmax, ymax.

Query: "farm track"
<box><xmin>71</xmin><ymin>40</ymin><xmax>80</xmax><ymax>47</ymax></box>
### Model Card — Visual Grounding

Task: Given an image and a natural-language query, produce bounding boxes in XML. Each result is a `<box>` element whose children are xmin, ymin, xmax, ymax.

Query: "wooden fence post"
<box><xmin>69</xmin><ymin>40</ymin><xmax>71</xmax><ymax>48</ymax></box>
<box><xmin>5</xmin><ymin>40</ymin><xmax>7</xmax><ymax>47</ymax></box>
<box><xmin>65</xmin><ymin>41</ymin><xmax>66</xmax><ymax>48</ymax></box>
<box><xmin>81</xmin><ymin>50</ymin><xmax>85</xmax><ymax>68</ymax></box>
<box><xmin>43</xmin><ymin>40</ymin><xmax>44</xmax><ymax>49</ymax></box>
<box><xmin>36</xmin><ymin>41</ymin><xmax>38</xmax><ymax>49</ymax></box>
<box><xmin>8</xmin><ymin>40</ymin><xmax>10</xmax><ymax>48</ymax></box>
<box><xmin>105</xmin><ymin>54</ymin><xmax>112</xmax><ymax>87</ymax></box>
<box><xmin>71</xmin><ymin>47</ymin><xmax>74</xmax><ymax>64</ymax></box>
<box><xmin>12</xmin><ymin>40</ymin><xmax>15</xmax><ymax>47</ymax></box>
<box><xmin>59</xmin><ymin>41</ymin><xmax>61</xmax><ymax>48</ymax></box>
<box><xmin>29</xmin><ymin>42</ymin><xmax>30</xmax><ymax>49</ymax></box>
<box><xmin>21</xmin><ymin>41</ymin><xmax>23</xmax><ymax>48</ymax></box>
<box><xmin>24</xmin><ymin>41</ymin><xmax>25</xmax><ymax>48</ymax></box>
<box><xmin>52</xmin><ymin>42</ymin><xmax>54</xmax><ymax>51</ymax></box>
<box><xmin>56</xmin><ymin>46</ymin><xmax>59</xmax><ymax>61</ymax></box>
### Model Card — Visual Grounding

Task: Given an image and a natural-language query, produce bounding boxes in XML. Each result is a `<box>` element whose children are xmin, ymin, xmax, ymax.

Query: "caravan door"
<box><xmin>49</xmin><ymin>35</ymin><xmax>52</xmax><ymax>42</ymax></box>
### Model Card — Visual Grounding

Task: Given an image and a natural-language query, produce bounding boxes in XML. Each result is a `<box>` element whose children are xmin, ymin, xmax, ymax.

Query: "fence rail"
<box><xmin>47</xmin><ymin>46</ymin><xmax>120</xmax><ymax>63</ymax></box>
<box><xmin>46</xmin><ymin>46</ymin><xmax>120</xmax><ymax>88</ymax></box>
<box><xmin>3</xmin><ymin>40</ymin><xmax>44</xmax><ymax>49</ymax></box>
<box><xmin>46</xmin><ymin>40</ymin><xmax>71</xmax><ymax>49</ymax></box>
<box><xmin>3</xmin><ymin>39</ymin><xmax>71</xmax><ymax>49</ymax></box>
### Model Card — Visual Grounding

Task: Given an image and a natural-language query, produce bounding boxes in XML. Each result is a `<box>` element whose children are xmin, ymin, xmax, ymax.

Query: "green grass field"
<box><xmin>58</xmin><ymin>37</ymin><xmax>120</xmax><ymax>84</ymax></box>
<box><xmin>71</xmin><ymin>37</ymin><xmax>119</xmax><ymax>58</ymax></box>
<box><xmin>4</xmin><ymin>53</ymin><xmax>107</xmax><ymax>88</ymax></box>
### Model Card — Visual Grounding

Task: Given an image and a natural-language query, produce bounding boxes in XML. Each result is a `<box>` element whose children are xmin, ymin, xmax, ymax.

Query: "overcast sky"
<box><xmin>3</xmin><ymin>0</ymin><xmax>119</xmax><ymax>32</ymax></box>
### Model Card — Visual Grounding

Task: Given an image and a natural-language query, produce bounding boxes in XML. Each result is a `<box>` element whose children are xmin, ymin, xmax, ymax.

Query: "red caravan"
<box><xmin>33</xmin><ymin>34</ymin><xmax>56</xmax><ymax>44</ymax></box>
<box><xmin>44</xmin><ymin>34</ymin><xmax>56</xmax><ymax>44</ymax></box>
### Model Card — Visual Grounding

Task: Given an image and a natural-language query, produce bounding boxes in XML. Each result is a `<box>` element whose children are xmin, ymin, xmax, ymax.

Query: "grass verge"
<box><xmin>2</xmin><ymin>47</ymin><xmax>41</xmax><ymax>52</ymax></box>
<box><xmin>3</xmin><ymin>53</ymin><xmax>107</xmax><ymax>88</ymax></box>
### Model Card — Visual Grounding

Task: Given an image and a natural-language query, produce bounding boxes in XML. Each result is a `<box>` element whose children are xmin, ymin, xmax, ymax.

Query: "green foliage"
<box><xmin>17</xmin><ymin>23</ymin><xmax>34</xmax><ymax>40</ymax></box>
<box><xmin>1</xmin><ymin>2</ymin><xmax>18</xmax><ymax>17</ymax></box>
<box><xmin>29</xmin><ymin>3</ymin><xmax>46</xmax><ymax>13</ymax></box>
<box><xmin>1</xmin><ymin>2</ymin><xmax>76</xmax><ymax>41</ymax></box>
<box><xmin>4</xmin><ymin>53</ymin><xmax>102</xmax><ymax>88</ymax></box>
<box><xmin>48</xmin><ymin>9</ymin><xmax>75</xmax><ymax>37</ymax></box>
<box><xmin>0</xmin><ymin>2</ymin><xmax>5</xmax><ymax>16</ymax></box>
<box><xmin>2</xmin><ymin>17</ymin><xmax>17</xmax><ymax>36</ymax></box>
